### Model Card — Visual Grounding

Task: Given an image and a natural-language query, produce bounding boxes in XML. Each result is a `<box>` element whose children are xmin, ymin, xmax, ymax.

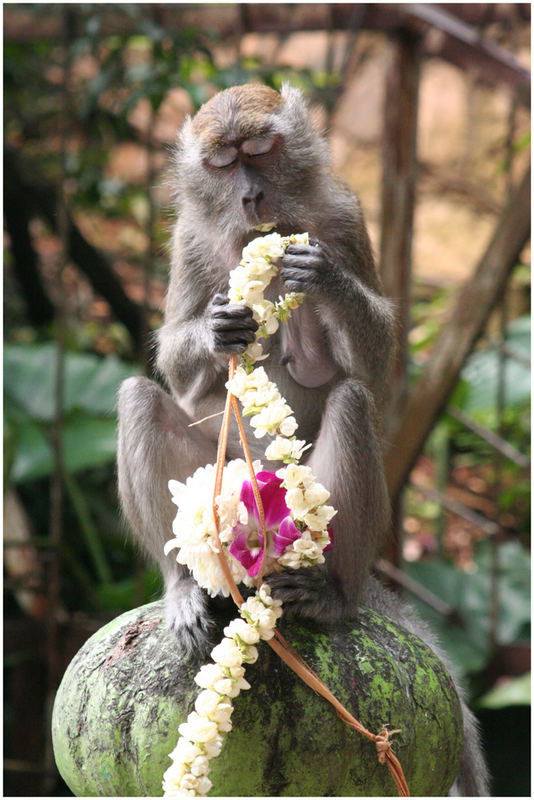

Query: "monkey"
<box><xmin>118</xmin><ymin>83</ymin><xmax>394</xmax><ymax>640</ymax></box>
<box><xmin>117</xmin><ymin>84</ymin><xmax>489</xmax><ymax>795</ymax></box>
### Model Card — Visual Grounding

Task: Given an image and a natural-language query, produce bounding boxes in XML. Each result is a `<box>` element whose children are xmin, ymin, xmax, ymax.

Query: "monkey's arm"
<box><xmin>157</xmin><ymin>263</ymin><xmax>258</xmax><ymax>395</ymax></box>
<box><xmin>281</xmin><ymin>238</ymin><xmax>394</xmax><ymax>394</ymax></box>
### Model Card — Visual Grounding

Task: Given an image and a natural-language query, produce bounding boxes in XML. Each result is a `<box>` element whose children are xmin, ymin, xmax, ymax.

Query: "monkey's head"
<box><xmin>173</xmin><ymin>84</ymin><xmax>329</xmax><ymax>237</ymax></box>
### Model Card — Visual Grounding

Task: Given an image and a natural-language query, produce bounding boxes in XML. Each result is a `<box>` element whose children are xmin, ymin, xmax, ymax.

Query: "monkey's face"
<box><xmin>174</xmin><ymin>85</ymin><xmax>328</xmax><ymax>237</ymax></box>
<box><xmin>202</xmin><ymin>132</ymin><xmax>283</xmax><ymax>231</ymax></box>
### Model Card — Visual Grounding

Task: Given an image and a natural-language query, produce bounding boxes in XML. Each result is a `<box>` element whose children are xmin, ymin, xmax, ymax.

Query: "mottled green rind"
<box><xmin>52</xmin><ymin>601</ymin><xmax>463</xmax><ymax>797</ymax></box>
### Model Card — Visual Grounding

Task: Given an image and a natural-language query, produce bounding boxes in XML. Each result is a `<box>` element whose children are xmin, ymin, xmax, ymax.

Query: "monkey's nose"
<box><xmin>242</xmin><ymin>190</ymin><xmax>264</xmax><ymax>210</ymax></box>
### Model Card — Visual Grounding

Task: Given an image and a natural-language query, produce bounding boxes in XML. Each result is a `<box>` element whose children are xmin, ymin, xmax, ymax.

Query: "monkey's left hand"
<box><xmin>280</xmin><ymin>239</ymin><xmax>336</xmax><ymax>295</ymax></box>
<box><xmin>265</xmin><ymin>565</ymin><xmax>346</xmax><ymax>624</ymax></box>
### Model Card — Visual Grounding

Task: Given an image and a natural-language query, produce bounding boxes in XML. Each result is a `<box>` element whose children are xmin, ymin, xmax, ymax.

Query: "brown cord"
<box><xmin>211</xmin><ymin>356</ymin><xmax>410</xmax><ymax>796</ymax></box>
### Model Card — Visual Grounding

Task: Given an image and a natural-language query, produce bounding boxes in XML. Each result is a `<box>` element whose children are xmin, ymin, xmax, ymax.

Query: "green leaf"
<box><xmin>459</xmin><ymin>316</ymin><xmax>530</xmax><ymax>412</ymax></box>
<box><xmin>10</xmin><ymin>416</ymin><xmax>119</xmax><ymax>483</ymax></box>
<box><xmin>4</xmin><ymin>343</ymin><xmax>138</xmax><ymax>420</ymax></box>
<box><xmin>405</xmin><ymin>539</ymin><xmax>531</xmax><ymax>678</ymax></box>
<box><xmin>95</xmin><ymin>569</ymin><xmax>163</xmax><ymax>611</ymax></box>
<box><xmin>477</xmin><ymin>673</ymin><xmax>531</xmax><ymax>709</ymax></box>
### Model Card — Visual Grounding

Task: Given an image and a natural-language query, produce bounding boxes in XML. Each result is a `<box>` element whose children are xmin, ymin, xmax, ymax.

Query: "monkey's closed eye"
<box><xmin>241</xmin><ymin>136</ymin><xmax>276</xmax><ymax>157</ymax></box>
<box><xmin>206</xmin><ymin>147</ymin><xmax>238</xmax><ymax>169</ymax></box>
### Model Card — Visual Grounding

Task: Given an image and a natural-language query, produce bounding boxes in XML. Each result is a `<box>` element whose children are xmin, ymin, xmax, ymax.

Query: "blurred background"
<box><xmin>3</xmin><ymin>3</ymin><xmax>530</xmax><ymax>796</ymax></box>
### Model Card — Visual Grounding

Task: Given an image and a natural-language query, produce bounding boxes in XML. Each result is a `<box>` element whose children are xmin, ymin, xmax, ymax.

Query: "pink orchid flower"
<box><xmin>229</xmin><ymin>471</ymin><xmax>301</xmax><ymax>577</ymax></box>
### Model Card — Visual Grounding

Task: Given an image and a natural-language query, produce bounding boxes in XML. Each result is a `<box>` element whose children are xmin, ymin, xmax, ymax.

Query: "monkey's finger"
<box><xmin>214</xmin><ymin>327</ymin><xmax>257</xmax><ymax>343</ymax></box>
<box><xmin>285</xmin><ymin>244</ymin><xmax>322</xmax><ymax>257</ymax></box>
<box><xmin>214</xmin><ymin>338</ymin><xmax>251</xmax><ymax>354</ymax></box>
<box><xmin>211</xmin><ymin>304</ymin><xmax>255</xmax><ymax>319</ymax></box>
<box><xmin>280</xmin><ymin>266</ymin><xmax>317</xmax><ymax>286</ymax></box>
<box><xmin>282</xmin><ymin>254</ymin><xmax>323</xmax><ymax>272</ymax></box>
<box><xmin>212</xmin><ymin>317</ymin><xmax>259</xmax><ymax>332</ymax></box>
<box><xmin>212</xmin><ymin>293</ymin><xmax>229</xmax><ymax>306</ymax></box>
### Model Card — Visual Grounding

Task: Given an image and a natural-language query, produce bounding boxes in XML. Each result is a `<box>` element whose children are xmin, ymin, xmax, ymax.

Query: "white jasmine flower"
<box><xmin>211</xmin><ymin>637</ymin><xmax>244</xmax><ymax>669</ymax></box>
<box><xmin>178</xmin><ymin>712</ymin><xmax>219</xmax><ymax>744</ymax></box>
<box><xmin>303</xmin><ymin>504</ymin><xmax>337</xmax><ymax>530</ymax></box>
<box><xmin>264</xmin><ymin>435</ymin><xmax>310</xmax><ymax>463</ymax></box>
<box><xmin>290</xmin><ymin>232</ymin><xmax>309</xmax><ymax>245</ymax></box>
<box><xmin>194</xmin><ymin>663</ymin><xmax>225</xmax><ymax>690</ymax></box>
<box><xmin>190</xmin><ymin>755</ymin><xmax>210</xmax><ymax>777</ymax></box>
<box><xmin>243</xmin><ymin>340</ymin><xmax>265</xmax><ymax>362</ymax></box>
<box><xmin>284</xmin><ymin>487</ymin><xmax>312</xmax><ymax>517</ymax></box>
<box><xmin>304</xmin><ymin>482</ymin><xmax>331</xmax><ymax>507</ymax></box>
<box><xmin>250</xmin><ymin>401</ymin><xmax>294</xmax><ymax>437</ymax></box>
<box><xmin>169</xmin><ymin>739</ymin><xmax>202</xmax><ymax>765</ymax></box>
<box><xmin>210</xmin><ymin>700</ymin><xmax>234</xmax><ymax>731</ymax></box>
<box><xmin>228</xmin><ymin>664</ymin><xmax>246</xmax><ymax>679</ymax></box>
<box><xmin>277</xmin><ymin>550</ymin><xmax>302</xmax><ymax>569</ymax></box>
<box><xmin>264</xmin><ymin>436</ymin><xmax>293</xmax><ymax>461</ymax></box>
<box><xmin>163</xmin><ymin>761</ymin><xmax>186</xmax><ymax>785</ymax></box>
<box><xmin>203</xmin><ymin>734</ymin><xmax>224</xmax><ymax>759</ymax></box>
<box><xmin>278</xmin><ymin>415</ymin><xmax>298</xmax><ymax>436</ymax></box>
<box><xmin>279</xmin><ymin>463</ymin><xmax>315</xmax><ymax>489</ymax></box>
<box><xmin>196</xmin><ymin>777</ymin><xmax>213</xmax><ymax>795</ymax></box>
<box><xmin>242</xmin><ymin>232</ymin><xmax>285</xmax><ymax>262</ymax></box>
<box><xmin>179</xmin><ymin>773</ymin><xmax>200</xmax><ymax>791</ymax></box>
<box><xmin>292</xmin><ymin>533</ymin><xmax>321</xmax><ymax>557</ymax></box>
<box><xmin>241</xmin><ymin>644</ymin><xmax>259</xmax><ymax>664</ymax></box>
<box><xmin>194</xmin><ymin>689</ymin><xmax>223</xmax><ymax>718</ymax></box>
<box><xmin>215</xmin><ymin>675</ymin><xmax>250</xmax><ymax>698</ymax></box>
<box><xmin>224</xmin><ymin>618</ymin><xmax>261</xmax><ymax>644</ymax></box>
<box><xmin>252</xmin><ymin>299</ymin><xmax>279</xmax><ymax>336</ymax></box>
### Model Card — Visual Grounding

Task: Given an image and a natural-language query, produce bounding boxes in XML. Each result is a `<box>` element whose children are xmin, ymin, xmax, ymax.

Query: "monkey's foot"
<box><xmin>165</xmin><ymin>589</ymin><xmax>214</xmax><ymax>659</ymax></box>
<box><xmin>265</xmin><ymin>567</ymin><xmax>346</xmax><ymax>624</ymax></box>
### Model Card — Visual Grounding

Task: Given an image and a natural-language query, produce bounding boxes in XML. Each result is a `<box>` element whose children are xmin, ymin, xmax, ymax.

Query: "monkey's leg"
<box><xmin>267</xmin><ymin>378</ymin><xmax>390</xmax><ymax>621</ymax></box>
<box><xmin>117</xmin><ymin>376</ymin><xmax>218</xmax><ymax>656</ymax></box>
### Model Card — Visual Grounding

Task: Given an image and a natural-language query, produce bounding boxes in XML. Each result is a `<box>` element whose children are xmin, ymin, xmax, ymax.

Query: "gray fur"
<box><xmin>117</xmin><ymin>84</ymin><xmax>488</xmax><ymax>794</ymax></box>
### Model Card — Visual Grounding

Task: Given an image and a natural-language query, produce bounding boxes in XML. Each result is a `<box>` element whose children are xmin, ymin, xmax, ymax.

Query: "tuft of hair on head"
<box><xmin>190</xmin><ymin>84</ymin><xmax>283</xmax><ymax>152</ymax></box>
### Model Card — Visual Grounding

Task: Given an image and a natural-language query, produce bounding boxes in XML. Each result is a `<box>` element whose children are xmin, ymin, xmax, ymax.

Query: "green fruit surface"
<box><xmin>52</xmin><ymin>601</ymin><xmax>463</xmax><ymax>796</ymax></box>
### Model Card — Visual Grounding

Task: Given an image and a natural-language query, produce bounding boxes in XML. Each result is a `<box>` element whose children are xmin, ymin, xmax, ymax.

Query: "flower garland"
<box><xmin>163</xmin><ymin>233</ymin><xmax>337</xmax><ymax>797</ymax></box>
<box><xmin>162</xmin><ymin>233</ymin><xmax>409</xmax><ymax>798</ymax></box>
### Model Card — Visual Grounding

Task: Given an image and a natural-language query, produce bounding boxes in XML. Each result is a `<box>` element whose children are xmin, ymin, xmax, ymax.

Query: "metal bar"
<box><xmin>4</xmin><ymin>5</ymin><xmax>530</xmax><ymax>103</ymax></box>
<box><xmin>384</xmin><ymin>165</ymin><xmax>531</xmax><ymax>503</ymax></box>
<box><xmin>410</xmin><ymin>481</ymin><xmax>501</xmax><ymax>537</ymax></box>
<box><xmin>380</xmin><ymin>28</ymin><xmax>420</xmax><ymax>398</ymax></box>
<box><xmin>493</xmin><ymin>339</ymin><xmax>531</xmax><ymax>369</ymax></box>
<box><xmin>3</xmin><ymin>538</ymin><xmax>59</xmax><ymax>548</ymax></box>
<box><xmin>379</xmin><ymin>29</ymin><xmax>421</xmax><ymax>569</ymax></box>
<box><xmin>402</xmin><ymin>3</ymin><xmax>530</xmax><ymax>103</ymax></box>
<box><xmin>4</xmin><ymin>759</ymin><xmax>57</xmax><ymax>776</ymax></box>
<box><xmin>376</xmin><ymin>558</ymin><xmax>454</xmax><ymax>617</ymax></box>
<box><xmin>447</xmin><ymin>406</ymin><xmax>530</xmax><ymax>469</ymax></box>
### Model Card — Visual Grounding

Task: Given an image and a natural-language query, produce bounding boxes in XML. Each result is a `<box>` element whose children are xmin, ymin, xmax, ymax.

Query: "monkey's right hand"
<box><xmin>210</xmin><ymin>294</ymin><xmax>259</xmax><ymax>354</ymax></box>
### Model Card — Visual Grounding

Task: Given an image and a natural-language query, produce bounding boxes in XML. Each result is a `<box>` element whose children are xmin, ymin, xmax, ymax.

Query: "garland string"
<box><xmin>211</xmin><ymin>355</ymin><xmax>410</xmax><ymax>797</ymax></box>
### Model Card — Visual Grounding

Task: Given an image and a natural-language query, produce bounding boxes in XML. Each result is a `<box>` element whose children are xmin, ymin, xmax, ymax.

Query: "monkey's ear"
<box><xmin>174</xmin><ymin>116</ymin><xmax>202</xmax><ymax>167</ymax></box>
<box><xmin>277</xmin><ymin>82</ymin><xmax>316</xmax><ymax>143</ymax></box>
<box><xmin>280</xmin><ymin>83</ymin><xmax>308</xmax><ymax>119</ymax></box>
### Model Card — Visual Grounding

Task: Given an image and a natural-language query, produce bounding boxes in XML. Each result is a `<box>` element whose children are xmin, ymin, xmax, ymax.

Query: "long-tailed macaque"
<box><xmin>117</xmin><ymin>84</ymin><xmax>488</xmax><ymax>795</ymax></box>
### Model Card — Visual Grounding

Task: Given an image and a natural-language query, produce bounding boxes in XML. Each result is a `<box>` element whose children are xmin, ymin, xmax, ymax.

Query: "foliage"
<box><xmin>406</xmin><ymin>540</ymin><xmax>530</xmax><ymax>681</ymax></box>
<box><xmin>477</xmin><ymin>672</ymin><xmax>531</xmax><ymax>709</ymax></box>
<box><xmin>4</xmin><ymin>342</ymin><xmax>138</xmax><ymax>484</ymax></box>
<box><xmin>405</xmin><ymin>306</ymin><xmax>530</xmax><ymax>689</ymax></box>
<box><xmin>453</xmin><ymin>314</ymin><xmax>530</xmax><ymax>415</ymax></box>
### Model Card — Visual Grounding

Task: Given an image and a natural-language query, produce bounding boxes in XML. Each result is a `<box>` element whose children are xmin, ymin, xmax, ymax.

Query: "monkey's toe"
<box><xmin>168</xmin><ymin>612</ymin><xmax>214</xmax><ymax>660</ymax></box>
<box><xmin>266</xmin><ymin>567</ymin><xmax>346</xmax><ymax>624</ymax></box>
